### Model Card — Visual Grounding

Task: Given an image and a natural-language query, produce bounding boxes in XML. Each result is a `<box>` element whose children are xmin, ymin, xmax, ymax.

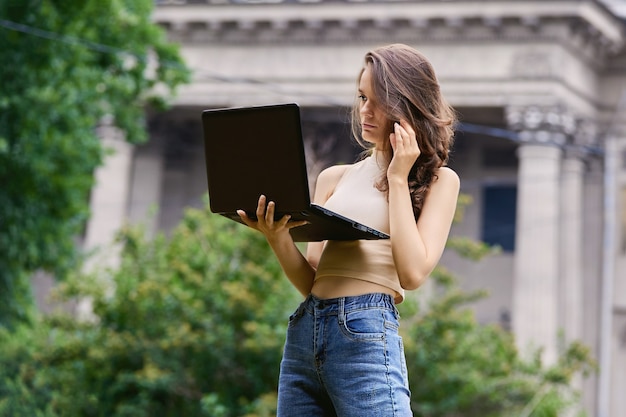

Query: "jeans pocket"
<box><xmin>398</xmin><ymin>337</ymin><xmax>409</xmax><ymax>387</ymax></box>
<box><xmin>340</xmin><ymin>308</ymin><xmax>386</xmax><ymax>341</ymax></box>
<box><xmin>287</xmin><ymin>302</ymin><xmax>305</xmax><ymax>329</ymax></box>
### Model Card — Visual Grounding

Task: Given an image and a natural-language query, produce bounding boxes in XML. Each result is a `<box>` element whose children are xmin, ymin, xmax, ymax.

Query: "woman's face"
<box><xmin>358</xmin><ymin>66</ymin><xmax>392</xmax><ymax>150</ymax></box>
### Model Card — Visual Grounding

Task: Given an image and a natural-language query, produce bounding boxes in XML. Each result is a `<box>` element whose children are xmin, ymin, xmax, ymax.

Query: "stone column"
<box><xmin>560</xmin><ymin>150</ymin><xmax>586</xmax><ymax>410</ymax></box>
<box><xmin>603</xmin><ymin>128</ymin><xmax>626</xmax><ymax>417</ymax></box>
<box><xmin>559</xmin><ymin>119</ymin><xmax>595</xmax><ymax>345</ymax></box>
<box><xmin>127</xmin><ymin>134</ymin><xmax>165</xmax><ymax>238</ymax></box>
<box><xmin>560</xmin><ymin>152</ymin><xmax>584</xmax><ymax>342</ymax></box>
<box><xmin>507</xmin><ymin>105</ymin><xmax>570</xmax><ymax>365</ymax></box>
<box><xmin>83</xmin><ymin>119</ymin><xmax>133</xmax><ymax>264</ymax></box>
<box><xmin>513</xmin><ymin>144</ymin><xmax>561</xmax><ymax>364</ymax></box>
<box><xmin>79</xmin><ymin>117</ymin><xmax>133</xmax><ymax>318</ymax></box>
<box><xmin>560</xmin><ymin>120</ymin><xmax>597</xmax><ymax>410</ymax></box>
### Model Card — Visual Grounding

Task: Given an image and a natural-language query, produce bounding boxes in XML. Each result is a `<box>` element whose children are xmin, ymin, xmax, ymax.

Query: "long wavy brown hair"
<box><xmin>351</xmin><ymin>44</ymin><xmax>456</xmax><ymax>220</ymax></box>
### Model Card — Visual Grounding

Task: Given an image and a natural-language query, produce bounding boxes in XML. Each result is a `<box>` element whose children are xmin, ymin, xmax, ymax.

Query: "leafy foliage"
<box><xmin>400</xmin><ymin>272</ymin><xmax>595</xmax><ymax>417</ymax></box>
<box><xmin>0</xmin><ymin>206</ymin><xmax>299</xmax><ymax>417</ymax></box>
<box><xmin>0</xmin><ymin>0</ymin><xmax>189</xmax><ymax>327</ymax></box>
<box><xmin>396</xmin><ymin>196</ymin><xmax>596</xmax><ymax>417</ymax></box>
<box><xmin>0</xmin><ymin>201</ymin><xmax>595</xmax><ymax>417</ymax></box>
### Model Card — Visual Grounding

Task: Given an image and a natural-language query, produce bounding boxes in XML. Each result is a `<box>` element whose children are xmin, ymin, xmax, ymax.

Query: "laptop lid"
<box><xmin>203</xmin><ymin>103</ymin><xmax>311</xmax><ymax>216</ymax></box>
<box><xmin>202</xmin><ymin>103</ymin><xmax>389</xmax><ymax>241</ymax></box>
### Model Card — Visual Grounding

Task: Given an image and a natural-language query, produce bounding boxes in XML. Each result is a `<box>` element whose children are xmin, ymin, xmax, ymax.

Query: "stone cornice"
<box><xmin>154</xmin><ymin>1</ymin><xmax>625</xmax><ymax>53</ymax></box>
<box><xmin>505</xmin><ymin>104</ymin><xmax>606</xmax><ymax>154</ymax></box>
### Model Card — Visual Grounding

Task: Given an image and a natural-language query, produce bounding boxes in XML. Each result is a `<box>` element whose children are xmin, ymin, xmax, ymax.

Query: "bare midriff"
<box><xmin>310</xmin><ymin>275</ymin><xmax>397</xmax><ymax>300</ymax></box>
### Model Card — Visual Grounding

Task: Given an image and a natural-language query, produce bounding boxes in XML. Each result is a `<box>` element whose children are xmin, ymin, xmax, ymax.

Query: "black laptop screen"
<box><xmin>202</xmin><ymin>103</ymin><xmax>311</xmax><ymax>216</ymax></box>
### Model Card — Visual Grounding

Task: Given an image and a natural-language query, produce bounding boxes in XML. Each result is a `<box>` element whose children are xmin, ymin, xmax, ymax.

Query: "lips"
<box><xmin>362</xmin><ymin>123</ymin><xmax>376</xmax><ymax>130</ymax></box>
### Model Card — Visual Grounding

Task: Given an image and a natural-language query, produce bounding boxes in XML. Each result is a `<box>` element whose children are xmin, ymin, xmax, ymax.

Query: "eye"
<box><xmin>357</xmin><ymin>94</ymin><xmax>367</xmax><ymax>102</ymax></box>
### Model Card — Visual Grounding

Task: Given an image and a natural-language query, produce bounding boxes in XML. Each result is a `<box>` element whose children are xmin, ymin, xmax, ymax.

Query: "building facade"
<box><xmin>75</xmin><ymin>0</ymin><xmax>626</xmax><ymax>415</ymax></box>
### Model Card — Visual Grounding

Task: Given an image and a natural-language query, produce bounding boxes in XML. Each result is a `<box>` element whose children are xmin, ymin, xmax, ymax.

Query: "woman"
<box><xmin>238</xmin><ymin>43</ymin><xmax>460</xmax><ymax>416</ymax></box>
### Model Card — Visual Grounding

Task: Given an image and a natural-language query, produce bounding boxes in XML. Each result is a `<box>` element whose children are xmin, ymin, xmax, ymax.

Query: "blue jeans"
<box><xmin>277</xmin><ymin>293</ymin><xmax>412</xmax><ymax>417</ymax></box>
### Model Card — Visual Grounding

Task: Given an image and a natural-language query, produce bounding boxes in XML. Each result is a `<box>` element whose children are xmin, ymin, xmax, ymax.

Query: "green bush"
<box><xmin>0</xmin><ymin>202</ymin><xmax>594</xmax><ymax>416</ymax></box>
<box><xmin>0</xmin><ymin>205</ymin><xmax>299</xmax><ymax>417</ymax></box>
<box><xmin>400</xmin><ymin>268</ymin><xmax>595</xmax><ymax>417</ymax></box>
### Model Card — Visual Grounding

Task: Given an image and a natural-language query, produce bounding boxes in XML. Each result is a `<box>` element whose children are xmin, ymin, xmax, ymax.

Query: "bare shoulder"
<box><xmin>313</xmin><ymin>164</ymin><xmax>352</xmax><ymax>204</ymax></box>
<box><xmin>318</xmin><ymin>164</ymin><xmax>351</xmax><ymax>183</ymax></box>
<box><xmin>433</xmin><ymin>166</ymin><xmax>460</xmax><ymax>190</ymax></box>
<box><xmin>316</xmin><ymin>164</ymin><xmax>352</xmax><ymax>191</ymax></box>
<box><xmin>419</xmin><ymin>166</ymin><xmax>460</xmax><ymax>225</ymax></box>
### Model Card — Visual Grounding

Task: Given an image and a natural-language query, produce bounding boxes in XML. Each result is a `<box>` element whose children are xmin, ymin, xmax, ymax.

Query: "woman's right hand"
<box><xmin>237</xmin><ymin>195</ymin><xmax>308</xmax><ymax>242</ymax></box>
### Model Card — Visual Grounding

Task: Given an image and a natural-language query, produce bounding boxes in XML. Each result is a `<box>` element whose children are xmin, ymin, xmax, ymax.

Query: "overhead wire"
<box><xmin>0</xmin><ymin>16</ymin><xmax>621</xmax><ymax>246</ymax></box>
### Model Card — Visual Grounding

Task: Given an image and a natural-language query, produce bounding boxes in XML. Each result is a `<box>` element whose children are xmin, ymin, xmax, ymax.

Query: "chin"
<box><xmin>361</xmin><ymin>132</ymin><xmax>379</xmax><ymax>144</ymax></box>
<box><xmin>362</xmin><ymin>136</ymin><xmax>384</xmax><ymax>148</ymax></box>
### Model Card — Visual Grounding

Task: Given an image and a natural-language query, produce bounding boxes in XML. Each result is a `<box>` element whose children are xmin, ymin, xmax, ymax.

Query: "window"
<box><xmin>482</xmin><ymin>185</ymin><xmax>517</xmax><ymax>252</ymax></box>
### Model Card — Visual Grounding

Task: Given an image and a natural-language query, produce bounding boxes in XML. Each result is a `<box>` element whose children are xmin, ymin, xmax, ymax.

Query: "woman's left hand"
<box><xmin>388</xmin><ymin>120</ymin><xmax>420</xmax><ymax>182</ymax></box>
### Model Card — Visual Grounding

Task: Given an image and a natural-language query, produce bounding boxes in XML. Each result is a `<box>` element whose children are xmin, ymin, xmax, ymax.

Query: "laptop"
<box><xmin>201</xmin><ymin>103</ymin><xmax>389</xmax><ymax>242</ymax></box>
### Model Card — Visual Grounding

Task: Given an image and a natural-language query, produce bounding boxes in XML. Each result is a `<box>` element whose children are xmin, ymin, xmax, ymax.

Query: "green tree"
<box><xmin>0</xmin><ymin>205</ymin><xmax>299</xmax><ymax>417</ymax></box>
<box><xmin>0</xmin><ymin>0</ymin><xmax>189</xmax><ymax>327</ymax></box>
<box><xmin>0</xmin><ymin>201</ymin><xmax>594</xmax><ymax>416</ymax></box>
<box><xmin>401</xmin><ymin>267</ymin><xmax>595</xmax><ymax>417</ymax></box>
<box><xmin>399</xmin><ymin>195</ymin><xmax>596</xmax><ymax>416</ymax></box>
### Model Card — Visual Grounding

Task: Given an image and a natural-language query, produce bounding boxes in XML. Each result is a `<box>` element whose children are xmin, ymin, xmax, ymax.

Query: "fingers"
<box><xmin>267</xmin><ymin>200</ymin><xmax>309</xmax><ymax>229</ymax></box>
<box><xmin>256</xmin><ymin>195</ymin><xmax>278</xmax><ymax>225</ymax></box>
<box><xmin>388</xmin><ymin>120</ymin><xmax>420</xmax><ymax>181</ymax></box>
<box><xmin>236</xmin><ymin>209</ymin><xmax>253</xmax><ymax>226</ymax></box>
<box><xmin>286</xmin><ymin>220</ymin><xmax>310</xmax><ymax>229</ymax></box>
<box><xmin>275</xmin><ymin>212</ymin><xmax>309</xmax><ymax>230</ymax></box>
<box><xmin>238</xmin><ymin>194</ymin><xmax>269</xmax><ymax>229</ymax></box>
<box><xmin>256</xmin><ymin>194</ymin><xmax>268</xmax><ymax>222</ymax></box>
<box><xmin>237</xmin><ymin>195</ymin><xmax>309</xmax><ymax>233</ymax></box>
<box><xmin>392</xmin><ymin>120</ymin><xmax>420</xmax><ymax>155</ymax></box>
<box><xmin>393</xmin><ymin>121</ymin><xmax>412</xmax><ymax>145</ymax></box>
<box><xmin>266</xmin><ymin>200</ymin><xmax>279</xmax><ymax>225</ymax></box>
<box><xmin>391</xmin><ymin>122</ymin><xmax>406</xmax><ymax>152</ymax></box>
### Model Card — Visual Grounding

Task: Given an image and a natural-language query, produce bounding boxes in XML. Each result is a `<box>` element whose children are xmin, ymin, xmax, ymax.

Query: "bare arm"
<box><xmin>237</xmin><ymin>164</ymin><xmax>348</xmax><ymax>296</ymax></box>
<box><xmin>387</xmin><ymin>121</ymin><xmax>460</xmax><ymax>290</ymax></box>
<box><xmin>238</xmin><ymin>195</ymin><xmax>314</xmax><ymax>296</ymax></box>
<box><xmin>388</xmin><ymin>167</ymin><xmax>459</xmax><ymax>290</ymax></box>
<box><xmin>305</xmin><ymin>164</ymin><xmax>350</xmax><ymax>269</ymax></box>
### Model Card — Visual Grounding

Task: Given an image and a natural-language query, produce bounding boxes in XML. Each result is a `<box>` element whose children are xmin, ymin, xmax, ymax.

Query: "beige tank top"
<box><xmin>314</xmin><ymin>152</ymin><xmax>405</xmax><ymax>303</ymax></box>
